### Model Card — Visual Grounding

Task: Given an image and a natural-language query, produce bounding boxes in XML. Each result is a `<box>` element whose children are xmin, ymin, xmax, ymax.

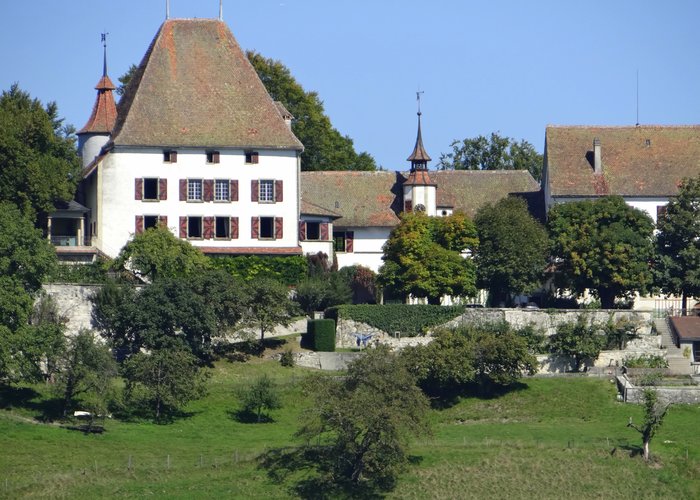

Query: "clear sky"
<box><xmin>1</xmin><ymin>0</ymin><xmax>698</xmax><ymax>170</ymax></box>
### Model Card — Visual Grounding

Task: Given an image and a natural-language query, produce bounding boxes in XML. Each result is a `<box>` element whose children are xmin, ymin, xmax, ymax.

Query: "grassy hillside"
<box><xmin>1</xmin><ymin>359</ymin><xmax>699</xmax><ymax>499</ymax></box>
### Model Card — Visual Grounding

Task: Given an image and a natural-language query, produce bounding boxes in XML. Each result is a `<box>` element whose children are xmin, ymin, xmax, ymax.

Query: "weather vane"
<box><xmin>416</xmin><ymin>89</ymin><xmax>424</xmax><ymax>115</ymax></box>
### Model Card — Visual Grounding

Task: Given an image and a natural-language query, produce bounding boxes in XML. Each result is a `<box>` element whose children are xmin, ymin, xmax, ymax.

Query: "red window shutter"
<box><xmin>135</xmin><ymin>216</ymin><xmax>144</xmax><ymax>234</ymax></box>
<box><xmin>159</xmin><ymin>178</ymin><xmax>167</xmax><ymax>200</ymax></box>
<box><xmin>320</xmin><ymin>222</ymin><xmax>329</xmax><ymax>241</ymax></box>
<box><xmin>179</xmin><ymin>217</ymin><xmax>187</xmax><ymax>238</ymax></box>
<box><xmin>212</xmin><ymin>151</ymin><xmax>220</xmax><ymax>164</ymax></box>
<box><xmin>298</xmin><ymin>221</ymin><xmax>306</xmax><ymax>241</ymax></box>
<box><xmin>135</xmin><ymin>178</ymin><xmax>143</xmax><ymax>200</ymax></box>
<box><xmin>170</xmin><ymin>151</ymin><xmax>178</xmax><ymax>163</ymax></box>
<box><xmin>275</xmin><ymin>180</ymin><xmax>283</xmax><ymax>202</ymax></box>
<box><xmin>230</xmin><ymin>180</ymin><xmax>238</xmax><ymax>201</ymax></box>
<box><xmin>158</xmin><ymin>215</ymin><xmax>168</xmax><ymax>228</ymax></box>
<box><xmin>404</xmin><ymin>200</ymin><xmax>412</xmax><ymax>212</ymax></box>
<box><xmin>203</xmin><ymin>179</ymin><xmax>214</xmax><ymax>202</ymax></box>
<box><xmin>275</xmin><ymin>217</ymin><xmax>283</xmax><ymax>239</ymax></box>
<box><xmin>346</xmin><ymin>231</ymin><xmax>354</xmax><ymax>253</ymax></box>
<box><xmin>203</xmin><ymin>216</ymin><xmax>215</xmax><ymax>239</ymax></box>
<box><xmin>179</xmin><ymin>179</ymin><xmax>187</xmax><ymax>201</ymax></box>
<box><xmin>251</xmin><ymin>180</ymin><xmax>259</xmax><ymax>202</ymax></box>
<box><xmin>231</xmin><ymin>217</ymin><xmax>239</xmax><ymax>239</ymax></box>
<box><xmin>251</xmin><ymin>152</ymin><xmax>259</xmax><ymax>164</ymax></box>
<box><xmin>251</xmin><ymin>217</ymin><xmax>259</xmax><ymax>239</ymax></box>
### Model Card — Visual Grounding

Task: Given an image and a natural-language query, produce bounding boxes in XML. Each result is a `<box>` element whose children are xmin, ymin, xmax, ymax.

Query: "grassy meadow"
<box><xmin>1</xmin><ymin>356</ymin><xmax>699</xmax><ymax>499</ymax></box>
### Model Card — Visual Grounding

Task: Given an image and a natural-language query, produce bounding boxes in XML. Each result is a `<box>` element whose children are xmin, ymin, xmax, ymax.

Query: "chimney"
<box><xmin>593</xmin><ymin>138</ymin><xmax>602</xmax><ymax>174</ymax></box>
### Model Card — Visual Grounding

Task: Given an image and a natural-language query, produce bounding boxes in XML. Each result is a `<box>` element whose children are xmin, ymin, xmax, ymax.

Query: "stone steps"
<box><xmin>655</xmin><ymin>318</ymin><xmax>692</xmax><ymax>375</ymax></box>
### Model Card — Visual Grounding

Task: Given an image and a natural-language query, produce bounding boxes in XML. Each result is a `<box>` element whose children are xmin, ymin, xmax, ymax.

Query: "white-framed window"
<box><xmin>215</xmin><ymin>216</ymin><xmax>230</xmax><ymax>239</ymax></box>
<box><xmin>215</xmin><ymin>179</ymin><xmax>230</xmax><ymax>201</ymax></box>
<box><xmin>259</xmin><ymin>216</ymin><xmax>274</xmax><ymax>239</ymax></box>
<box><xmin>188</xmin><ymin>179</ymin><xmax>203</xmax><ymax>201</ymax></box>
<box><xmin>188</xmin><ymin>217</ymin><xmax>203</xmax><ymax>238</ymax></box>
<box><xmin>306</xmin><ymin>222</ymin><xmax>320</xmax><ymax>240</ymax></box>
<box><xmin>259</xmin><ymin>180</ymin><xmax>274</xmax><ymax>202</ymax></box>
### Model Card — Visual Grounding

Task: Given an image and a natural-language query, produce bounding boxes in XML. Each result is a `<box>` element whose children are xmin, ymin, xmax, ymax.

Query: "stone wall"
<box><xmin>617</xmin><ymin>375</ymin><xmax>700</xmax><ymax>404</ymax></box>
<box><xmin>42</xmin><ymin>283</ymin><xmax>102</xmax><ymax>336</ymax></box>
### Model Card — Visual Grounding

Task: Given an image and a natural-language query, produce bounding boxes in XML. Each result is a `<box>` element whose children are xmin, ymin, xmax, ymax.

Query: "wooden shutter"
<box><xmin>251</xmin><ymin>217</ymin><xmax>259</xmax><ymax>239</ymax></box>
<box><xmin>203</xmin><ymin>179</ymin><xmax>214</xmax><ymax>202</ymax></box>
<box><xmin>135</xmin><ymin>216</ymin><xmax>144</xmax><ymax>234</ymax></box>
<box><xmin>179</xmin><ymin>217</ymin><xmax>187</xmax><ymax>238</ymax></box>
<box><xmin>231</xmin><ymin>217</ymin><xmax>239</xmax><ymax>239</ymax></box>
<box><xmin>158</xmin><ymin>215</ymin><xmax>168</xmax><ymax>228</ymax></box>
<box><xmin>320</xmin><ymin>222</ymin><xmax>329</xmax><ymax>241</ymax></box>
<box><xmin>298</xmin><ymin>221</ymin><xmax>306</xmax><ymax>241</ymax></box>
<box><xmin>230</xmin><ymin>180</ymin><xmax>238</xmax><ymax>201</ymax></box>
<box><xmin>203</xmin><ymin>216</ymin><xmax>215</xmax><ymax>239</ymax></box>
<box><xmin>346</xmin><ymin>231</ymin><xmax>354</xmax><ymax>253</ymax></box>
<box><xmin>404</xmin><ymin>200</ymin><xmax>412</xmax><ymax>212</ymax></box>
<box><xmin>158</xmin><ymin>178</ymin><xmax>167</xmax><ymax>200</ymax></box>
<box><xmin>179</xmin><ymin>179</ymin><xmax>187</xmax><ymax>201</ymax></box>
<box><xmin>135</xmin><ymin>178</ymin><xmax>143</xmax><ymax>200</ymax></box>
<box><xmin>251</xmin><ymin>152</ymin><xmax>259</xmax><ymax>164</ymax></box>
<box><xmin>275</xmin><ymin>217</ymin><xmax>283</xmax><ymax>239</ymax></box>
<box><xmin>275</xmin><ymin>180</ymin><xmax>283</xmax><ymax>202</ymax></box>
<box><xmin>170</xmin><ymin>151</ymin><xmax>177</xmax><ymax>163</ymax></box>
<box><xmin>212</xmin><ymin>151</ymin><xmax>220</xmax><ymax>164</ymax></box>
<box><xmin>251</xmin><ymin>180</ymin><xmax>259</xmax><ymax>202</ymax></box>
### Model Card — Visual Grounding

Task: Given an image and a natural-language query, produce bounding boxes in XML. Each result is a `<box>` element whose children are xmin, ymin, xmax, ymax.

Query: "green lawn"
<box><xmin>1</xmin><ymin>360</ymin><xmax>699</xmax><ymax>499</ymax></box>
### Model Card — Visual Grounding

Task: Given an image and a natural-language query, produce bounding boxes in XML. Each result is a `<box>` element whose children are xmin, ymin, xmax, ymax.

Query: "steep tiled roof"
<box><xmin>300</xmin><ymin>199</ymin><xmax>341</xmax><ymax>218</ymax></box>
<box><xmin>78</xmin><ymin>75</ymin><xmax>117</xmax><ymax>134</ymax></box>
<box><xmin>404</xmin><ymin>169</ymin><xmax>436</xmax><ymax>186</ymax></box>
<box><xmin>201</xmin><ymin>246</ymin><xmax>302</xmax><ymax>255</ymax></box>
<box><xmin>301</xmin><ymin>170</ymin><xmax>540</xmax><ymax>227</ymax></box>
<box><xmin>407</xmin><ymin>113</ymin><xmax>431</xmax><ymax>163</ymax></box>
<box><xmin>546</xmin><ymin>125</ymin><xmax>700</xmax><ymax>197</ymax></box>
<box><xmin>111</xmin><ymin>19</ymin><xmax>303</xmax><ymax>150</ymax></box>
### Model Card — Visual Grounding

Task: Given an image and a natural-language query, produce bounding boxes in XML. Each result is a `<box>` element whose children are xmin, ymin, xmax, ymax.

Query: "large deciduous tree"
<box><xmin>438</xmin><ymin>132</ymin><xmax>543</xmax><ymax>181</ymax></box>
<box><xmin>241</xmin><ymin>277</ymin><xmax>298</xmax><ymax>345</ymax></box>
<box><xmin>655</xmin><ymin>176</ymin><xmax>700</xmax><ymax>310</ymax></box>
<box><xmin>0</xmin><ymin>84</ymin><xmax>80</xmax><ymax>220</ymax></box>
<box><xmin>548</xmin><ymin>196</ymin><xmax>654</xmax><ymax>309</ymax></box>
<box><xmin>379</xmin><ymin>212</ymin><xmax>478</xmax><ymax>304</ymax></box>
<box><xmin>474</xmin><ymin>197</ymin><xmax>549</xmax><ymax>306</ymax></box>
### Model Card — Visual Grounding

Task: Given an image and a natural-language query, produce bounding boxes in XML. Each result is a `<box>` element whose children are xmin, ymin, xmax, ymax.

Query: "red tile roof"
<box><xmin>78</xmin><ymin>75</ymin><xmax>117</xmax><ymax>134</ymax></box>
<box><xmin>546</xmin><ymin>125</ymin><xmax>700</xmax><ymax>197</ymax></box>
<box><xmin>669</xmin><ymin>316</ymin><xmax>700</xmax><ymax>341</ymax></box>
<box><xmin>111</xmin><ymin>19</ymin><xmax>303</xmax><ymax>150</ymax></box>
<box><xmin>199</xmin><ymin>246</ymin><xmax>302</xmax><ymax>255</ymax></box>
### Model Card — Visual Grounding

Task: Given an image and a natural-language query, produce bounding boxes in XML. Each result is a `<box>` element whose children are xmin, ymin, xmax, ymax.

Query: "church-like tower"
<box><xmin>403</xmin><ymin>107</ymin><xmax>437</xmax><ymax>215</ymax></box>
<box><xmin>77</xmin><ymin>35</ymin><xmax>117</xmax><ymax>169</ymax></box>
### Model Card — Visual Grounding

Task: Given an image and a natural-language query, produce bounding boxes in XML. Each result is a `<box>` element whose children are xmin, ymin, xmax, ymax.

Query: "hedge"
<box><xmin>325</xmin><ymin>304</ymin><xmax>465</xmax><ymax>337</ymax></box>
<box><xmin>308</xmin><ymin>319</ymin><xmax>336</xmax><ymax>352</ymax></box>
<box><xmin>210</xmin><ymin>255</ymin><xmax>307</xmax><ymax>286</ymax></box>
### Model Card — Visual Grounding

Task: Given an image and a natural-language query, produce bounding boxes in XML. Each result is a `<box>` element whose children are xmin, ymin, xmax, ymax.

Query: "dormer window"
<box><xmin>206</xmin><ymin>151</ymin><xmax>220</xmax><ymax>164</ymax></box>
<box><xmin>245</xmin><ymin>151</ymin><xmax>259</xmax><ymax>164</ymax></box>
<box><xmin>163</xmin><ymin>150</ymin><xmax>177</xmax><ymax>163</ymax></box>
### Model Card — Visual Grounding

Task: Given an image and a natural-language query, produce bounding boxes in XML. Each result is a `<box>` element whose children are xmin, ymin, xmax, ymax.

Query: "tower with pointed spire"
<box><xmin>403</xmin><ymin>103</ymin><xmax>437</xmax><ymax>215</ymax></box>
<box><xmin>77</xmin><ymin>33</ymin><xmax>117</xmax><ymax>169</ymax></box>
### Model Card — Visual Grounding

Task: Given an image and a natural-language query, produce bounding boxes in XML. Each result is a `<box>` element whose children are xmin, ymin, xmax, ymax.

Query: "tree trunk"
<box><xmin>598</xmin><ymin>288</ymin><xmax>616</xmax><ymax>309</ymax></box>
<box><xmin>643</xmin><ymin>437</ymin><xmax>650</xmax><ymax>461</ymax></box>
<box><xmin>427</xmin><ymin>295</ymin><xmax>441</xmax><ymax>305</ymax></box>
<box><xmin>682</xmin><ymin>290</ymin><xmax>688</xmax><ymax>315</ymax></box>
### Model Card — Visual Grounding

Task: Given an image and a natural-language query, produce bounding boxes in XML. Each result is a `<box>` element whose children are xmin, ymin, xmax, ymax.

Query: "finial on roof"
<box><xmin>219</xmin><ymin>0</ymin><xmax>223</xmax><ymax>20</ymax></box>
<box><xmin>101</xmin><ymin>32</ymin><xmax>109</xmax><ymax>77</ymax></box>
<box><xmin>166</xmin><ymin>0</ymin><xmax>170</xmax><ymax>19</ymax></box>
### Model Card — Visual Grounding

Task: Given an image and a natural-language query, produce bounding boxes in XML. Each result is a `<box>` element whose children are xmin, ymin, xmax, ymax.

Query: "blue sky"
<box><xmin>1</xmin><ymin>1</ymin><xmax>698</xmax><ymax>169</ymax></box>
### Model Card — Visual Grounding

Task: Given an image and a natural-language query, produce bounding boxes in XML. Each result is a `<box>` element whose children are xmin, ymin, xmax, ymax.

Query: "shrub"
<box><xmin>325</xmin><ymin>304</ymin><xmax>465</xmax><ymax>337</ymax></box>
<box><xmin>45</xmin><ymin>260</ymin><xmax>111</xmax><ymax>284</ymax></box>
<box><xmin>308</xmin><ymin>319</ymin><xmax>335</xmax><ymax>352</ymax></box>
<box><xmin>623</xmin><ymin>354</ymin><xmax>668</xmax><ymax>369</ymax></box>
<box><xmin>638</xmin><ymin>371</ymin><xmax>663</xmax><ymax>387</ymax></box>
<box><xmin>280</xmin><ymin>349</ymin><xmax>295</xmax><ymax>367</ymax></box>
<box><xmin>295</xmin><ymin>275</ymin><xmax>351</xmax><ymax>315</ymax></box>
<box><xmin>210</xmin><ymin>255</ymin><xmax>307</xmax><ymax>286</ymax></box>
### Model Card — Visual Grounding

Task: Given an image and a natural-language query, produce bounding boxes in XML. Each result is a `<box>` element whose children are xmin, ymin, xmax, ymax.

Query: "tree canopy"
<box><xmin>0</xmin><ymin>84</ymin><xmax>80</xmax><ymax>219</ymax></box>
<box><xmin>438</xmin><ymin>132</ymin><xmax>543</xmax><ymax>181</ymax></box>
<box><xmin>379</xmin><ymin>212</ymin><xmax>478</xmax><ymax>304</ymax></box>
<box><xmin>548</xmin><ymin>196</ymin><xmax>655</xmax><ymax>308</ymax></box>
<box><xmin>655</xmin><ymin>176</ymin><xmax>700</xmax><ymax>309</ymax></box>
<box><xmin>474</xmin><ymin>197</ymin><xmax>549</xmax><ymax>306</ymax></box>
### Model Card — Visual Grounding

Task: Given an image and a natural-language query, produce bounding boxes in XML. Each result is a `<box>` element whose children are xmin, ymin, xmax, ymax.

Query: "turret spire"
<box><xmin>101</xmin><ymin>32</ymin><xmax>109</xmax><ymax>77</ymax></box>
<box><xmin>407</xmin><ymin>91</ymin><xmax>431</xmax><ymax>171</ymax></box>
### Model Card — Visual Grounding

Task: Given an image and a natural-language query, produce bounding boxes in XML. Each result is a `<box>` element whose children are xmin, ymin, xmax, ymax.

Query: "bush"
<box><xmin>295</xmin><ymin>275</ymin><xmax>351</xmax><ymax>315</ymax></box>
<box><xmin>638</xmin><ymin>371</ymin><xmax>664</xmax><ymax>386</ymax></box>
<box><xmin>325</xmin><ymin>304</ymin><xmax>465</xmax><ymax>337</ymax></box>
<box><xmin>280</xmin><ymin>349</ymin><xmax>295</xmax><ymax>367</ymax></box>
<box><xmin>45</xmin><ymin>260</ymin><xmax>111</xmax><ymax>284</ymax></box>
<box><xmin>308</xmin><ymin>319</ymin><xmax>335</xmax><ymax>352</ymax></box>
<box><xmin>210</xmin><ymin>255</ymin><xmax>307</xmax><ymax>286</ymax></box>
<box><xmin>623</xmin><ymin>354</ymin><xmax>669</xmax><ymax>369</ymax></box>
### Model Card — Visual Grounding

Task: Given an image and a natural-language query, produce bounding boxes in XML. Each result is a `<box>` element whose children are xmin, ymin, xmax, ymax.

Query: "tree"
<box><xmin>246</xmin><ymin>51</ymin><xmax>377</xmax><ymax>171</ymax></box>
<box><xmin>438</xmin><ymin>132</ymin><xmax>543</xmax><ymax>181</ymax></box>
<box><xmin>0</xmin><ymin>84</ymin><xmax>80</xmax><ymax>220</ymax></box>
<box><xmin>548</xmin><ymin>196</ymin><xmax>655</xmax><ymax>309</ymax></box>
<box><xmin>548</xmin><ymin>316</ymin><xmax>606</xmax><ymax>372</ymax></box>
<box><xmin>122</xmin><ymin>347</ymin><xmax>209</xmax><ymax>422</ymax></box>
<box><xmin>116</xmin><ymin>64</ymin><xmax>138</xmax><ymax>97</ymax></box>
<box><xmin>379</xmin><ymin>212</ymin><xmax>478</xmax><ymax>304</ymax></box>
<box><xmin>627</xmin><ymin>388</ymin><xmax>671</xmax><ymax>461</ymax></box>
<box><xmin>655</xmin><ymin>176</ymin><xmax>700</xmax><ymax>311</ymax></box>
<box><xmin>55</xmin><ymin>330</ymin><xmax>117</xmax><ymax>417</ymax></box>
<box><xmin>241</xmin><ymin>277</ymin><xmax>298</xmax><ymax>345</ymax></box>
<box><xmin>239</xmin><ymin>374</ymin><xmax>282</xmax><ymax>423</ymax></box>
<box><xmin>297</xmin><ymin>346</ymin><xmax>430</xmax><ymax>493</ymax></box>
<box><xmin>338</xmin><ymin>265</ymin><xmax>378</xmax><ymax>304</ymax></box>
<box><xmin>113</xmin><ymin>226</ymin><xmax>211</xmax><ymax>282</ymax></box>
<box><xmin>474</xmin><ymin>197</ymin><xmax>549</xmax><ymax>306</ymax></box>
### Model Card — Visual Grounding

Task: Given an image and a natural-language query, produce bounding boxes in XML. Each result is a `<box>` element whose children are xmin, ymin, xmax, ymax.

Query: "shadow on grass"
<box><xmin>619</xmin><ymin>443</ymin><xmax>644</xmax><ymax>458</ymax></box>
<box><xmin>0</xmin><ymin>385</ymin><xmax>64</xmax><ymax>422</ymax></box>
<box><xmin>228</xmin><ymin>409</ymin><xmax>275</xmax><ymax>424</ymax></box>
<box><xmin>424</xmin><ymin>381</ymin><xmax>529</xmax><ymax>410</ymax></box>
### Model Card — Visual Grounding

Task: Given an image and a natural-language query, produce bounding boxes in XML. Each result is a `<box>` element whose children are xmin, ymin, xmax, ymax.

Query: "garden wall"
<box><xmin>617</xmin><ymin>375</ymin><xmax>700</xmax><ymax>404</ymax></box>
<box><xmin>42</xmin><ymin>283</ymin><xmax>101</xmax><ymax>336</ymax></box>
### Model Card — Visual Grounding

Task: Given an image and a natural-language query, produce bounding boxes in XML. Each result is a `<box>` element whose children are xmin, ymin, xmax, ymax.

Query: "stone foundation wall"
<box><xmin>42</xmin><ymin>283</ymin><xmax>102</xmax><ymax>336</ymax></box>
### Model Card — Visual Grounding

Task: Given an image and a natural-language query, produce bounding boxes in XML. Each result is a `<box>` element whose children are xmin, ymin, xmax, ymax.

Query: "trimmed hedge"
<box><xmin>325</xmin><ymin>304</ymin><xmax>465</xmax><ymax>337</ymax></box>
<box><xmin>308</xmin><ymin>319</ymin><xmax>336</xmax><ymax>352</ymax></box>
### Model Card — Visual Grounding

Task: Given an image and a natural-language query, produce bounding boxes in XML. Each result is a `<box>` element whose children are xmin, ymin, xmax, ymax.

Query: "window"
<box><xmin>136</xmin><ymin>178</ymin><xmax>167</xmax><ymax>201</ymax></box>
<box><xmin>259</xmin><ymin>180</ymin><xmax>274</xmax><ymax>202</ymax></box>
<box><xmin>188</xmin><ymin>217</ymin><xmax>202</xmax><ymax>238</ymax></box>
<box><xmin>657</xmin><ymin>205</ymin><xmax>668</xmax><ymax>221</ymax></box>
<box><xmin>144</xmin><ymin>215</ymin><xmax>159</xmax><ymax>230</ymax></box>
<box><xmin>215</xmin><ymin>179</ymin><xmax>230</xmax><ymax>201</ymax></box>
<box><xmin>260</xmin><ymin>216</ymin><xmax>274</xmax><ymax>239</ymax></box>
<box><xmin>306</xmin><ymin>222</ymin><xmax>320</xmax><ymax>240</ymax></box>
<box><xmin>215</xmin><ymin>216</ymin><xmax>230</xmax><ymax>239</ymax></box>
<box><xmin>143</xmin><ymin>178</ymin><xmax>159</xmax><ymax>201</ymax></box>
<box><xmin>333</xmin><ymin>232</ymin><xmax>346</xmax><ymax>253</ymax></box>
<box><xmin>163</xmin><ymin>150</ymin><xmax>177</xmax><ymax>163</ymax></box>
<box><xmin>188</xmin><ymin>179</ymin><xmax>203</xmax><ymax>201</ymax></box>
<box><xmin>245</xmin><ymin>151</ymin><xmax>259</xmax><ymax>164</ymax></box>
<box><xmin>206</xmin><ymin>151</ymin><xmax>220</xmax><ymax>164</ymax></box>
